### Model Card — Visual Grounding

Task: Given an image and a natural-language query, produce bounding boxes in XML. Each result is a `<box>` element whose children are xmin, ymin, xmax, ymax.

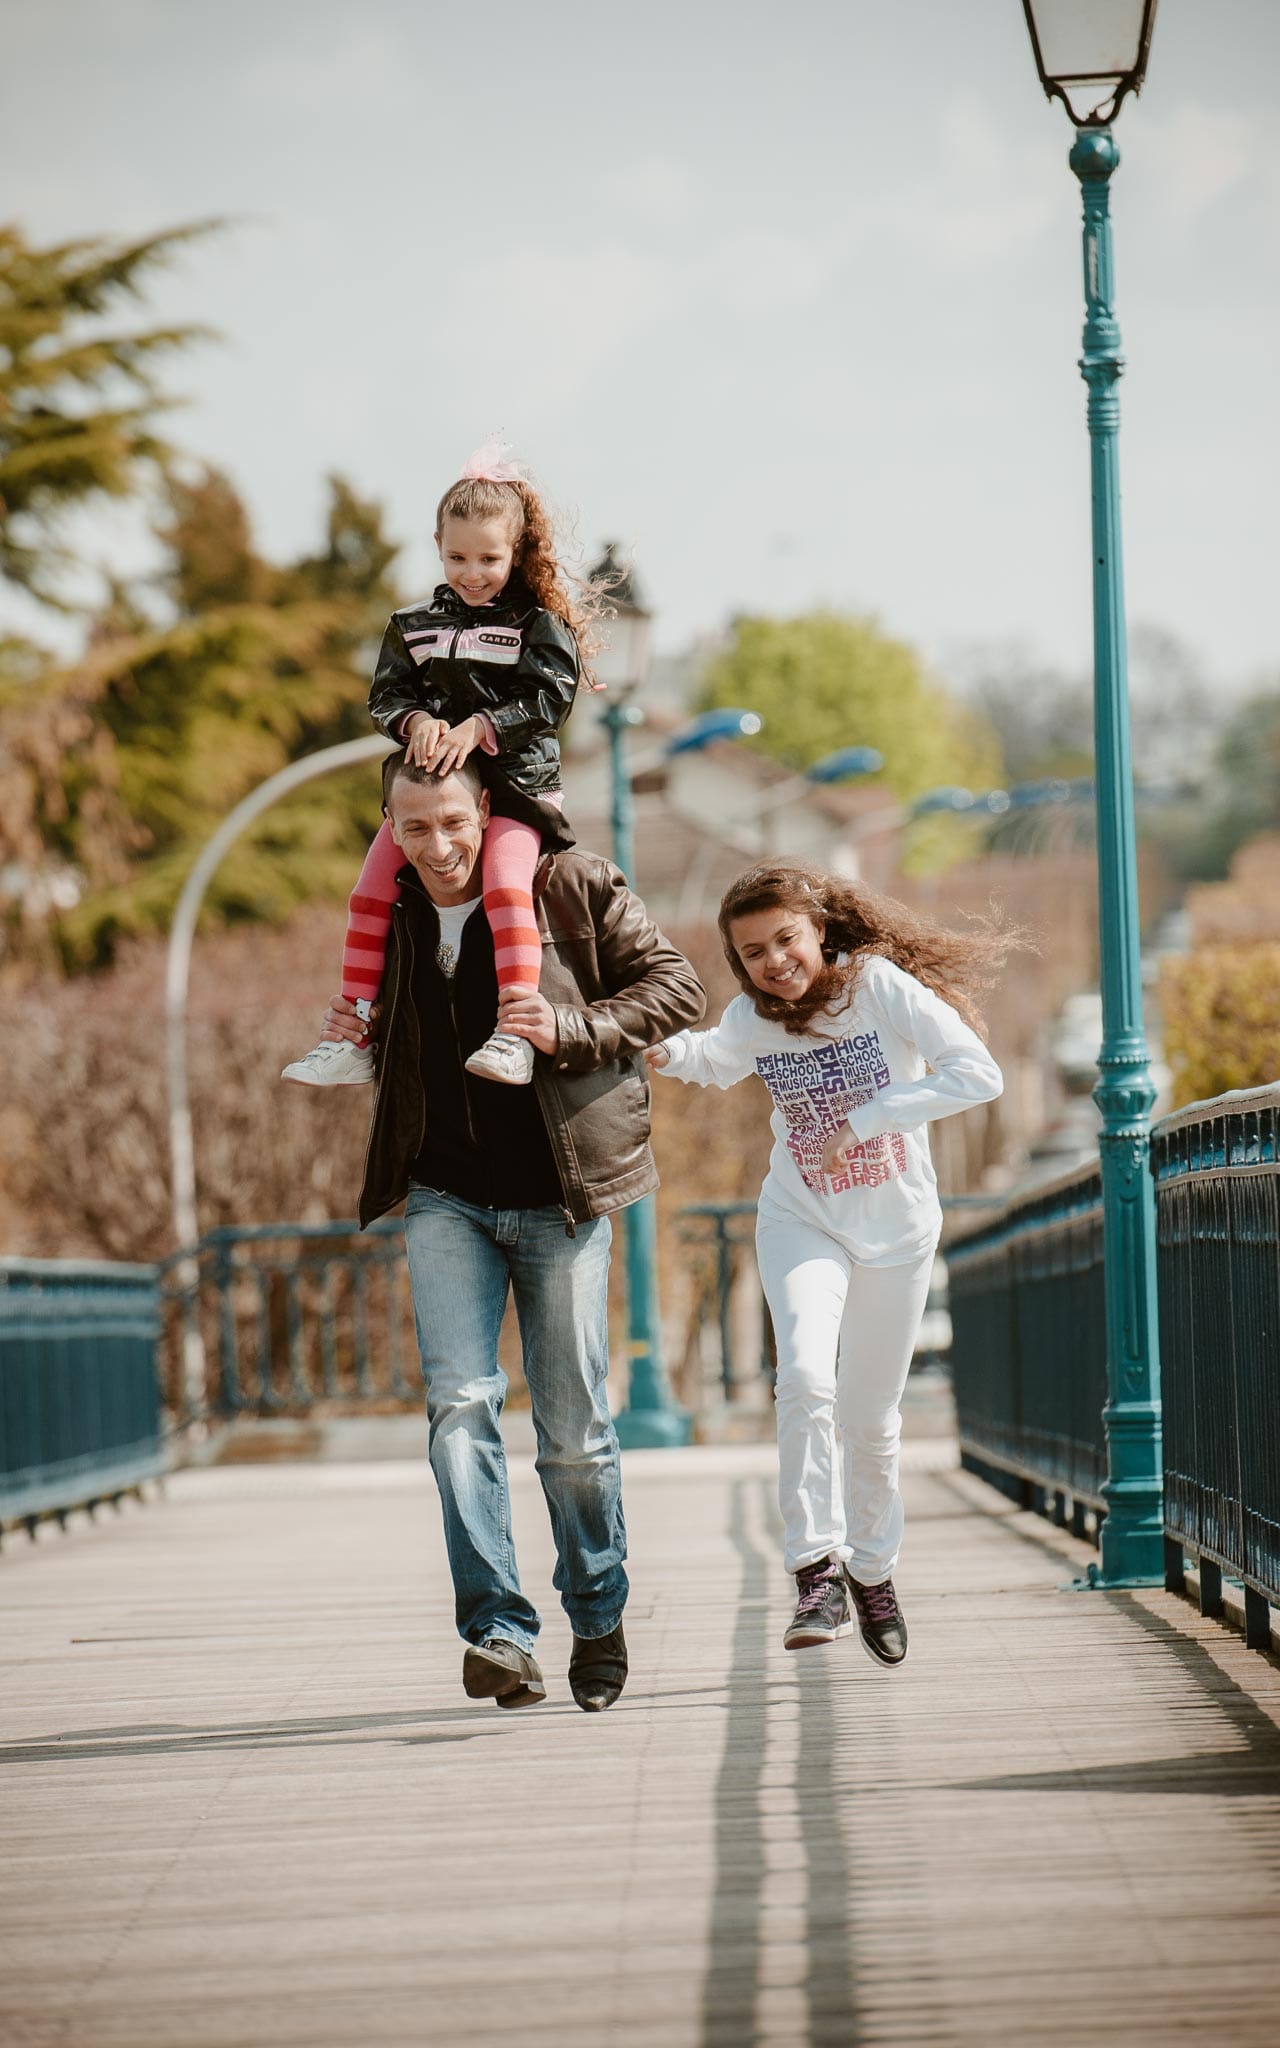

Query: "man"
<box><xmin>323</xmin><ymin>755</ymin><xmax>704</xmax><ymax>1712</ymax></box>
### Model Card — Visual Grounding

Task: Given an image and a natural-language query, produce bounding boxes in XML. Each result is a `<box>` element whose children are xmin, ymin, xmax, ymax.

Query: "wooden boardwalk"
<box><xmin>4</xmin><ymin>1438</ymin><xmax>1280</xmax><ymax>2047</ymax></box>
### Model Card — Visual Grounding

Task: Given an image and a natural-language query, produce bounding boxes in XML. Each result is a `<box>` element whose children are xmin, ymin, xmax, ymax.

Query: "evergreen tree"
<box><xmin>0</xmin><ymin>218</ymin><xmax>406</xmax><ymax>974</ymax></box>
<box><xmin>3</xmin><ymin>468</ymin><xmax>401</xmax><ymax>968</ymax></box>
<box><xmin>0</xmin><ymin>222</ymin><xmax>216</xmax><ymax>604</ymax></box>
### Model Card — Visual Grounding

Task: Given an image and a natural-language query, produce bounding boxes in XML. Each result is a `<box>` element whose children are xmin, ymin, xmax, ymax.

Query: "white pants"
<box><xmin>756</xmin><ymin>1211</ymin><xmax>935</xmax><ymax>1583</ymax></box>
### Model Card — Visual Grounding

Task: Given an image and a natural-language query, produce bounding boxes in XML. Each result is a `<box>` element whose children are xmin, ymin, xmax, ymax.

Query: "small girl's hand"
<box><xmin>425</xmin><ymin>716</ymin><xmax>484</xmax><ymax>776</ymax></box>
<box><xmin>406</xmin><ymin>714</ymin><xmax>448</xmax><ymax>767</ymax></box>
<box><xmin>644</xmin><ymin>1044</ymin><xmax>670</xmax><ymax>1071</ymax></box>
<box><xmin>820</xmin><ymin>1123</ymin><xmax>854</xmax><ymax>1177</ymax></box>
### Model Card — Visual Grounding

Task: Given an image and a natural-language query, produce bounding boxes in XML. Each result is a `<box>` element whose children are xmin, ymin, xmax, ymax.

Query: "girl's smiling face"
<box><xmin>436</xmin><ymin>512</ymin><xmax>516</xmax><ymax>607</ymax></box>
<box><xmin>729</xmin><ymin>904</ymin><xmax>826</xmax><ymax>1002</ymax></box>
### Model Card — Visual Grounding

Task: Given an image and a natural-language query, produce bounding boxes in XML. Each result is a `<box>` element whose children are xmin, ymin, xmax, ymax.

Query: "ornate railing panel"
<box><xmin>1153</xmin><ymin>1085</ymin><xmax>1279</xmax><ymax>1638</ymax></box>
<box><xmin>949</xmin><ymin>1083</ymin><xmax>1280</xmax><ymax>1641</ymax></box>
<box><xmin>947</xmin><ymin>1165</ymin><xmax>1108</xmax><ymax>1521</ymax></box>
<box><xmin>161</xmin><ymin>1221</ymin><xmax>416</xmax><ymax>1425</ymax></box>
<box><xmin>675</xmin><ymin>1201</ymin><xmax>774</xmax><ymax>1404</ymax></box>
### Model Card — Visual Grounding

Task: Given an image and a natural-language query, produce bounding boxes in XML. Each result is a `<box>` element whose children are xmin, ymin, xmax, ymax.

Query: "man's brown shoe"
<box><xmin>568</xmin><ymin>1623</ymin><xmax>628</xmax><ymax>1712</ymax></box>
<box><xmin>462</xmin><ymin>1638</ymin><xmax>547</xmax><ymax>1710</ymax></box>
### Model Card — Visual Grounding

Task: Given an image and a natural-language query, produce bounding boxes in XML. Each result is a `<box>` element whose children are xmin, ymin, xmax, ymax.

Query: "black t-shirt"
<box><xmin>405</xmin><ymin>890</ymin><xmax>564</xmax><ymax>1211</ymax></box>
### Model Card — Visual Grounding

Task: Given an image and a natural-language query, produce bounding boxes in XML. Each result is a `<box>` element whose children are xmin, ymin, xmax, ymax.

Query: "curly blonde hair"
<box><xmin>717</xmin><ymin>860</ymin><xmax>1020</xmax><ymax>1039</ymax></box>
<box><xmin>435</xmin><ymin>474</ymin><xmax>607</xmax><ymax>685</ymax></box>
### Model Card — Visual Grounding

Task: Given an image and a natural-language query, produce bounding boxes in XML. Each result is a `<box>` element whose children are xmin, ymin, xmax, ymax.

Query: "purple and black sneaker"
<box><xmin>783</xmin><ymin>1556</ymin><xmax>853</xmax><ymax>1651</ymax></box>
<box><xmin>845</xmin><ymin>1573</ymin><xmax>908</xmax><ymax>1667</ymax></box>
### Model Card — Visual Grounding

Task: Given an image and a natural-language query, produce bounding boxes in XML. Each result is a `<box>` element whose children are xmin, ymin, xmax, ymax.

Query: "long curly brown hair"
<box><xmin>435</xmin><ymin>474</ymin><xmax>607</xmax><ymax>686</ymax></box>
<box><xmin>717</xmin><ymin>860</ymin><xmax>1021</xmax><ymax>1039</ymax></box>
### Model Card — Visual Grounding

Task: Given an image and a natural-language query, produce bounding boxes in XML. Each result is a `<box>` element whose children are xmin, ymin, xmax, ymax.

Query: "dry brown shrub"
<box><xmin>1160</xmin><ymin>944</ymin><xmax>1280</xmax><ymax>1107</ymax></box>
<box><xmin>0</xmin><ymin>908</ymin><xmax>365</xmax><ymax>1261</ymax></box>
<box><xmin>1186</xmin><ymin>834</ymin><xmax>1280</xmax><ymax>947</ymax></box>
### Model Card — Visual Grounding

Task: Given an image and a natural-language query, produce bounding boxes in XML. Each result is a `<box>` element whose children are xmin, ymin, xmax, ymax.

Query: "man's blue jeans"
<box><xmin>403</xmin><ymin>1184</ymin><xmax>627</xmax><ymax>1654</ymax></box>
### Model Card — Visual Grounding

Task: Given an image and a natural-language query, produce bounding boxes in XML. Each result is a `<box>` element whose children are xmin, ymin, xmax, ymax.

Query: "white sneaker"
<box><xmin>281</xmin><ymin>1039</ymin><xmax>374</xmax><ymax>1087</ymax></box>
<box><xmin>464</xmin><ymin>1031</ymin><xmax>536</xmax><ymax>1086</ymax></box>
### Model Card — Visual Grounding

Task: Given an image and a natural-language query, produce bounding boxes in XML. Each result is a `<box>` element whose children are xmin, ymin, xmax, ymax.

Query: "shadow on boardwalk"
<box><xmin>3</xmin><ymin>1446</ymin><xmax>1280</xmax><ymax>2047</ymax></box>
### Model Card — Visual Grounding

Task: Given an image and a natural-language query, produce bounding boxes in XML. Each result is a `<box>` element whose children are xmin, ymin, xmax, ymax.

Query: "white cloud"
<box><xmin>240</xmin><ymin>22</ymin><xmax>413</xmax><ymax>113</ymax></box>
<box><xmin>1137</xmin><ymin>104</ymin><xmax>1263</xmax><ymax>219</ymax></box>
<box><xmin>606</xmin><ymin>157</ymin><xmax>699</xmax><ymax>230</ymax></box>
<box><xmin>851</xmin><ymin>97</ymin><xmax>1056</xmax><ymax>270</ymax></box>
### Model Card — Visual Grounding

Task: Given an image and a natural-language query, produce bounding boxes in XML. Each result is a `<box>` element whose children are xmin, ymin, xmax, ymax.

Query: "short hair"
<box><xmin>382</xmin><ymin>751</ymin><xmax>484</xmax><ymax>810</ymax></box>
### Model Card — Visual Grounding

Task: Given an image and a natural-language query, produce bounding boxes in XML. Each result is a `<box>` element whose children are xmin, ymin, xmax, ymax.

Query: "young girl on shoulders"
<box><xmin>283</xmin><ymin>442</ymin><xmax>597</xmax><ymax>1090</ymax></box>
<box><xmin>648</xmin><ymin>861</ymin><xmax>1010</xmax><ymax>1665</ymax></box>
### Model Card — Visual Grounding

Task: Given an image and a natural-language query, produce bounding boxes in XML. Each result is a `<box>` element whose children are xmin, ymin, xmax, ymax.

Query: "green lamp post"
<box><xmin>589</xmin><ymin>549</ymin><xmax>767</xmax><ymax>1445</ymax></box>
<box><xmin>590</xmin><ymin>546</ymin><xmax>689</xmax><ymax>1448</ymax></box>
<box><xmin>1022</xmin><ymin>0</ymin><xmax>1164</xmax><ymax>1583</ymax></box>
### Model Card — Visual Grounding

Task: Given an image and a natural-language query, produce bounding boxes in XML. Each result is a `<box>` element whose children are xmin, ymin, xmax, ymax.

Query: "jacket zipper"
<box><xmin>360</xmin><ymin>909</ymin><xmax>422</xmax><ymax>1195</ymax></box>
<box><xmin>448</xmin><ymin>981</ymin><xmax>479</xmax><ymax>1148</ymax></box>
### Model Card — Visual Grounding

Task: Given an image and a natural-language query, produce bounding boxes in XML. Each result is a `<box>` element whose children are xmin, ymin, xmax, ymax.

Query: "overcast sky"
<box><xmin>3</xmin><ymin>0</ymin><xmax>1277</xmax><ymax>693</ymax></box>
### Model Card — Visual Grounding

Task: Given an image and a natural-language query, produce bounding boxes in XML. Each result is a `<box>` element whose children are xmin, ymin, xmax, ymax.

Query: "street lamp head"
<box><xmin>910</xmin><ymin>786</ymin><xmax>976</xmax><ymax>818</ymax></box>
<box><xmin>588</xmin><ymin>540</ymin><xmax>651</xmax><ymax>617</ymax></box>
<box><xmin>806</xmin><ymin>746</ymin><xmax>885</xmax><ymax>785</ymax></box>
<box><xmin>665</xmin><ymin>707</ymin><xmax>763</xmax><ymax>755</ymax></box>
<box><xmin>588</xmin><ymin>541</ymin><xmax>654</xmax><ymax>692</ymax></box>
<box><xmin>1021</xmin><ymin>0</ymin><xmax>1158</xmax><ymax>129</ymax></box>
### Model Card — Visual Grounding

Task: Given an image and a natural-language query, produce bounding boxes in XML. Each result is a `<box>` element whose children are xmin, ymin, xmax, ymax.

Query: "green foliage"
<box><xmin>0</xmin><ymin>221</ymin><xmax>218</xmax><ymax>604</ymax></box>
<box><xmin>6</xmin><ymin>467</ymin><xmax>401</xmax><ymax>967</ymax></box>
<box><xmin>698</xmin><ymin>611</ymin><xmax>1003</xmax><ymax>868</ymax></box>
<box><xmin>0</xmin><ymin>216</ymin><xmax>406</xmax><ymax>974</ymax></box>
<box><xmin>1160</xmin><ymin>944</ymin><xmax>1280</xmax><ymax>1107</ymax></box>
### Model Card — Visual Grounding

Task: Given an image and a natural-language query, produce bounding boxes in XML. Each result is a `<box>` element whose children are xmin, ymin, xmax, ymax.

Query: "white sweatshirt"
<box><xmin>658</xmin><ymin>956</ymin><xmax>1003</xmax><ymax>1265</ymax></box>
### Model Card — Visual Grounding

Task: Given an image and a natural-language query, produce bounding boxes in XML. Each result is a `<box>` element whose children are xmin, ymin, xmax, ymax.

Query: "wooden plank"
<box><xmin>1</xmin><ymin>1445</ymin><xmax>1279</xmax><ymax>2046</ymax></box>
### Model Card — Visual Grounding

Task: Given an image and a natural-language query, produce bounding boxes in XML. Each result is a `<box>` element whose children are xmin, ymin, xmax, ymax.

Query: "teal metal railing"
<box><xmin>161</xmin><ymin>1220</ymin><xmax>415</xmax><ymax>1425</ymax></box>
<box><xmin>947</xmin><ymin>1163</ymin><xmax>1108</xmax><ymax>1532</ymax></box>
<box><xmin>3</xmin><ymin>1223</ymin><xmax>436</xmax><ymax>1528</ymax></box>
<box><xmin>0</xmin><ymin>1257</ymin><xmax>165</xmax><ymax>1531</ymax></box>
<box><xmin>676</xmin><ymin>1201</ymin><xmax>774</xmax><ymax>1401</ymax></box>
<box><xmin>1153</xmin><ymin>1085</ymin><xmax>1280</xmax><ymax>1649</ymax></box>
<box><xmin>948</xmin><ymin>1084</ymin><xmax>1280</xmax><ymax>1643</ymax></box>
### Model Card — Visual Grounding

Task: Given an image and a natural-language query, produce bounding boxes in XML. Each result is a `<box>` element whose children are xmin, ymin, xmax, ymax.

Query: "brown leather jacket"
<box><xmin>358</xmin><ymin>851</ymin><xmax>706</xmax><ymax>1228</ymax></box>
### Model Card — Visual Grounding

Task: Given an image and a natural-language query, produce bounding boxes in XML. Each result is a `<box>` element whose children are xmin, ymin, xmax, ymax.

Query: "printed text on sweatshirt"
<box><xmin>658</xmin><ymin>956</ymin><xmax>1003</xmax><ymax>1265</ymax></box>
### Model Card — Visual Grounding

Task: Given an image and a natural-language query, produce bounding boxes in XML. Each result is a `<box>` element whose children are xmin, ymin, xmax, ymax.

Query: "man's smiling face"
<box><xmin>387</xmin><ymin>769</ymin><xmax>490</xmax><ymax>906</ymax></box>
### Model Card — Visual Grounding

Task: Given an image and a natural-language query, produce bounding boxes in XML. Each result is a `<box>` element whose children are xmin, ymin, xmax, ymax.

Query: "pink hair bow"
<box><xmin>459</xmin><ymin>436</ymin><xmax>527</xmax><ymax>485</ymax></box>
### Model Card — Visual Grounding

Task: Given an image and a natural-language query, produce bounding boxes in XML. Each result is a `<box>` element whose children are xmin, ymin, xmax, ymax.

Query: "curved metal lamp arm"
<box><xmin>165</xmin><ymin>733</ymin><xmax>395</xmax><ymax>1252</ymax></box>
<box><xmin>1041</xmin><ymin>74</ymin><xmax>1141</xmax><ymax>129</ymax></box>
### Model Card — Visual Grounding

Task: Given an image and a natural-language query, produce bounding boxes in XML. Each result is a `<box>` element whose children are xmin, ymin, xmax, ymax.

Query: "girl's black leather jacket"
<box><xmin>368</xmin><ymin>578</ymin><xmax>579</xmax><ymax>796</ymax></box>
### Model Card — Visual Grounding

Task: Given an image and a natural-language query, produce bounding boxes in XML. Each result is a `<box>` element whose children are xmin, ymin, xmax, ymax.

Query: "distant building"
<box><xmin>563</xmin><ymin>696</ymin><xmax>904</xmax><ymax>929</ymax></box>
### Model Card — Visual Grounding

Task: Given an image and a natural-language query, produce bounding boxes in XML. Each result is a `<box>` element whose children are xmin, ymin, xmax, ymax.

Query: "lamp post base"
<box><xmin>614</xmin><ymin>1405</ymin><xmax>693</xmax><ymax>1450</ymax></box>
<box><xmin>1067</xmin><ymin>1560</ymin><xmax>1166</xmax><ymax>1591</ymax></box>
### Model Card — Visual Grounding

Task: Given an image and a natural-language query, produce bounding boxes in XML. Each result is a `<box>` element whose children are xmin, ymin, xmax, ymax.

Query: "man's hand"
<box><xmin>820</xmin><ymin>1122</ymin><xmax>855</xmax><ymax>1178</ymax></box>
<box><xmin>498</xmin><ymin>988</ymin><xmax>559</xmax><ymax>1056</ymax></box>
<box><xmin>322</xmin><ymin>992</ymin><xmax>377</xmax><ymax>1045</ymax></box>
<box><xmin>644</xmin><ymin>1044</ymin><xmax>670</xmax><ymax>1070</ymax></box>
<box><xmin>423</xmin><ymin>715</ymin><xmax>484</xmax><ymax>776</ymax></box>
<box><xmin>405</xmin><ymin>713</ymin><xmax>448</xmax><ymax>767</ymax></box>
